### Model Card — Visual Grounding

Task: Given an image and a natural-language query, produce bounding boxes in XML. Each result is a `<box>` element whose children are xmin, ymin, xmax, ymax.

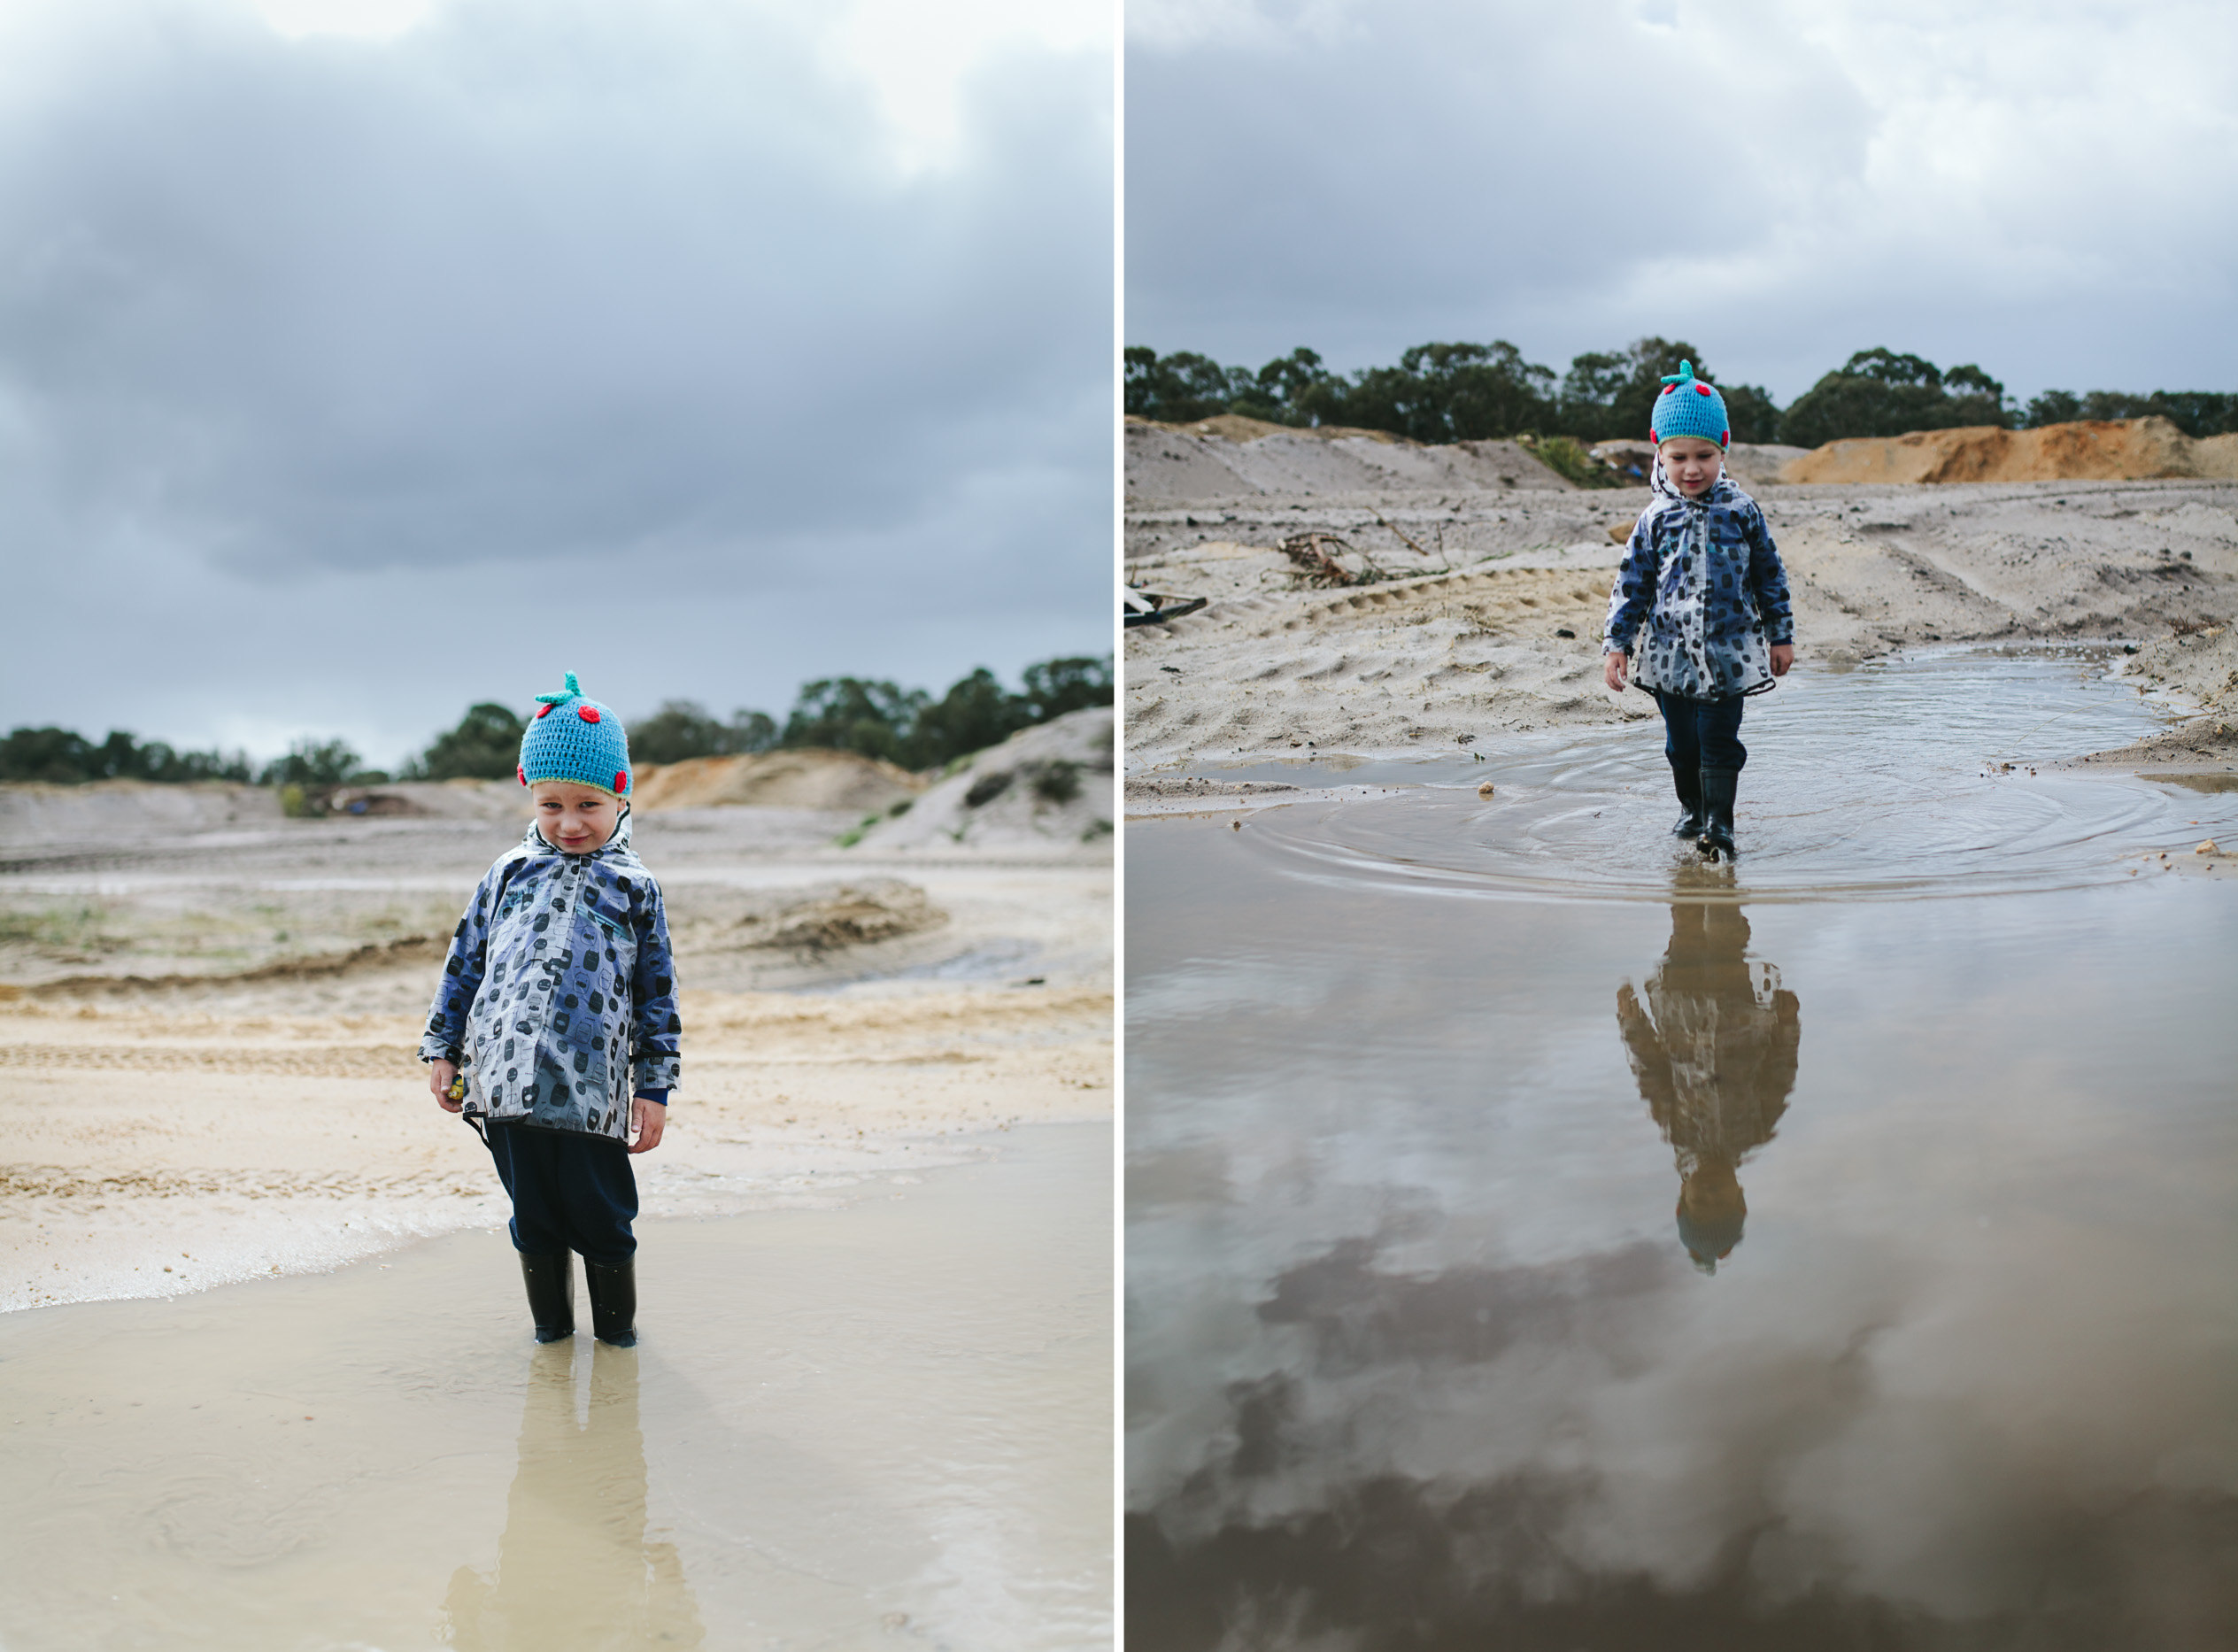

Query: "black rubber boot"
<box><xmin>586</xmin><ymin>1258</ymin><xmax>637</xmax><ymax>1347</ymax></box>
<box><xmin>519</xmin><ymin>1251</ymin><xmax>575</xmax><ymax>1342</ymax></box>
<box><xmin>1698</xmin><ymin>767</ymin><xmax>1739</xmax><ymax>860</ymax></box>
<box><xmin>1669</xmin><ymin>763</ymin><xmax>1705</xmax><ymax>838</ymax></box>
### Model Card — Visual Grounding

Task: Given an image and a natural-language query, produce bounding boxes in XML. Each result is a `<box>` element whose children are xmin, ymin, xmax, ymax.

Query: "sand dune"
<box><xmin>1784</xmin><ymin>416</ymin><xmax>2238</xmax><ymax>486</ymax></box>
<box><xmin>630</xmin><ymin>747</ymin><xmax>922</xmax><ymax>812</ymax></box>
<box><xmin>1126</xmin><ymin>414</ymin><xmax>1570</xmax><ymax>502</ymax></box>
<box><xmin>854</xmin><ymin>706</ymin><xmax>1115</xmax><ymax>851</ymax></box>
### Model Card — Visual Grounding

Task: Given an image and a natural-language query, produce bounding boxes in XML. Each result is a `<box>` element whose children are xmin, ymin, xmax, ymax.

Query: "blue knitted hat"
<box><xmin>1650</xmin><ymin>360</ymin><xmax>1730</xmax><ymax>449</ymax></box>
<box><xmin>517</xmin><ymin>671</ymin><xmax>632</xmax><ymax>799</ymax></box>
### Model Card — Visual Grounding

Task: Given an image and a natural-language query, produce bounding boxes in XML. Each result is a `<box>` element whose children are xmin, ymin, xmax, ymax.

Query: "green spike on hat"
<box><xmin>1650</xmin><ymin>359</ymin><xmax>1732</xmax><ymax>450</ymax></box>
<box><xmin>518</xmin><ymin>670</ymin><xmax>633</xmax><ymax>798</ymax></box>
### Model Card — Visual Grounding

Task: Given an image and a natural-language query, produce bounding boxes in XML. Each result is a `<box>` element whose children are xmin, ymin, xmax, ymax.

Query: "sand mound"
<box><xmin>325</xmin><ymin>780</ymin><xmax>521</xmax><ymax>822</ymax></box>
<box><xmin>1126</xmin><ymin>416</ymin><xmax>1572</xmax><ymax>502</ymax></box>
<box><xmin>857</xmin><ymin>707</ymin><xmax>1115</xmax><ymax>850</ymax></box>
<box><xmin>729</xmin><ymin>880</ymin><xmax>946</xmax><ymax>952</ymax></box>
<box><xmin>0</xmin><ymin>780</ymin><xmax>282</xmax><ymax>842</ymax></box>
<box><xmin>1783</xmin><ymin>418</ymin><xmax>2238</xmax><ymax>486</ymax></box>
<box><xmin>631</xmin><ymin>748</ymin><xmax>922</xmax><ymax>812</ymax></box>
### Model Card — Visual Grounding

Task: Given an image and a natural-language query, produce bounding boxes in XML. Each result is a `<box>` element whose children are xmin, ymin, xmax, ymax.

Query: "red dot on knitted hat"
<box><xmin>516</xmin><ymin>764</ymin><xmax>526</xmax><ymax>786</ymax></box>
<box><xmin>1695</xmin><ymin>383</ymin><xmax>1712</xmax><ymax>396</ymax></box>
<box><xmin>1721</xmin><ymin>429</ymin><xmax>1730</xmax><ymax>444</ymax></box>
<box><xmin>1661</xmin><ymin>384</ymin><xmax>1676</xmax><ymax>396</ymax></box>
<box><xmin>615</xmin><ymin>770</ymin><xmax>629</xmax><ymax>793</ymax></box>
<box><xmin>578</xmin><ymin>705</ymin><xmax>600</xmax><ymax>723</ymax></box>
<box><xmin>535</xmin><ymin>702</ymin><xmax>554</xmax><ymax>718</ymax></box>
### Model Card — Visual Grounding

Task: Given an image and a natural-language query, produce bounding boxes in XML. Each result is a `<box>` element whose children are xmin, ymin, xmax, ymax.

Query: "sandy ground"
<box><xmin>0</xmin><ymin>797</ymin><xmax>1111</xmax><ymax>1313</ymax></box>
<box><xmin>1125</xmin><ymin>467</ymin><xmax>2238</xmax><ymax>779</ymax></box>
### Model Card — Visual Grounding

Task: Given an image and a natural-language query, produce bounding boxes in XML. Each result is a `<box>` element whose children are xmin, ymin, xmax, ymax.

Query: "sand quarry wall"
<box><xmin>1127</xmin><ymin>414</ymin><xmax>1573</xmax><ymax>500</ymax></box>
<box><xmin>629</xmin><ymin>748</ymin><xmax>922</xmax><ymax>812</ymax></box>
<box><xmin>1126</xmin><ymin>412</ymin><xmax>2238</xmax><ymax>502</ymax></box>
<box><xmin>1784</xmin><ymin>417</ymin><xmax>2238</xmax><ymax>486</ymax></box>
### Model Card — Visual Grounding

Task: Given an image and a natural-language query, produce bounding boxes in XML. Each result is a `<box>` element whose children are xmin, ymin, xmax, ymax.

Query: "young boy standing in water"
<box><xmin>1602</xmin><ymin>362</ymin><xmax>1795</xmax><ymax>858</ymax></box>
<box><xmin>422</xmin><ymin>672</ymin><xmax>681</xmax><ymax>1346</ymax></box>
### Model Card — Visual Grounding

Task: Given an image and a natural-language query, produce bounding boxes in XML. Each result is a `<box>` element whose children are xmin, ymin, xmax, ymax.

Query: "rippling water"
<box><xmin>1219</xmin><ymin>650</ymin><xmax>2229</xmax><ymax>901</ymax></box>
<box><xmin>1126</xmin><ymin>654</ymin><xmax>2238</xmax><ymax>1649</ymax></box>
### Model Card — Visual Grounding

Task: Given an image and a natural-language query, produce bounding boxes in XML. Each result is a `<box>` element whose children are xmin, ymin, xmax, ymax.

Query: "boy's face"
<box><xmin>1660</xmin><ymin>437</ymin><xmax>1724</xmax><ymax>498</ymax></box>
<box><xmin>530</xmin><ymin>781</ymin><xmax>621</xmax><ymax>853</ymax></box>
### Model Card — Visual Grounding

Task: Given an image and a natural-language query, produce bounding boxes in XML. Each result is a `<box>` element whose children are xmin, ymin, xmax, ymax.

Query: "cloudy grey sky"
<box><xmin>2</xmin><ymin>0</ymin><xmax>1111</xmax><ymax>767</ymax></box>
<box><xmin>1126</xmin><ymin>0</ymin><xmax>2238</xmax><ymax>405</ymax></box>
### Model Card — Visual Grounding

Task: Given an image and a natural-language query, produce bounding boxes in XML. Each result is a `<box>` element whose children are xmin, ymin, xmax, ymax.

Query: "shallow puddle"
<box><xmin>1191</xmin><ymin>652</ymin><xmax>2236</xmax><ymax>901</ymax></box>
<box><xmin>1125</xmin><ymin>655</ymin><xmax>2238</xmax><ymax>1648</ymax></box>
<box><xmin>0</xmin><ymin>1123</ymin><xmax>1109</xmax><ymax>1652</ymax></box>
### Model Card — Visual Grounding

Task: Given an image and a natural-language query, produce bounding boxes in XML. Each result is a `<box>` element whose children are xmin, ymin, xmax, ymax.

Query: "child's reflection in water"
<box><xmin>1617</xmin><ymin>892</ymin><xmax>1800</xmax><ymax>1274</ymax></box>
<box><xmin>444</xmin><ymin>1342</ymin><xmax>705</xmax><ymax>1649</ymax></box>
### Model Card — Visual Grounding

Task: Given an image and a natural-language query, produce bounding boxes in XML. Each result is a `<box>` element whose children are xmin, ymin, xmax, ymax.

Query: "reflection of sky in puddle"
<box><xmin>1126</xmin><ymin>655</ymin><xmax>2238</xmax><ymax>1646</ymax></box>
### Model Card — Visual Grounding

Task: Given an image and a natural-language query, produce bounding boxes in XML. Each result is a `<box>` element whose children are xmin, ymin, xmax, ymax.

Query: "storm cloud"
<box><xmin>1125</xmin><ymin>0</ymin><xmax>2238</xmax><ymax>405</ymax></box>
<box><xmin>2</xmin><ymin>0</ymin><xmax>1111</xmax><ymax>764</ymax></box>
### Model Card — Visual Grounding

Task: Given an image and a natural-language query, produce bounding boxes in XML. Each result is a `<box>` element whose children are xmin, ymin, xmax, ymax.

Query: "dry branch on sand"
<box><xmin>1279</xmin><ymin>531</ymin><xmax>1377</xmax><ymax>586</ymax></box>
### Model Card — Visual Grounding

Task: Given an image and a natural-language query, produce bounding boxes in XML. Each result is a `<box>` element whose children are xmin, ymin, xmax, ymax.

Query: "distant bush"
<box><xmin>1134</xmin><ymin>338</ymin><xmax>2238</xmax><ymax>451</ymax></box>
<box><xmin>259</xmin><ymin>737</ymin><xmax>371</xmax><ymax>790</ymax></box>
<box><xmin>1129</xmin><ymin>336</ymin><xmax>1783</xmax><ymax>446</ymax></box>
<box><xmin>2022</xmin><ymin>388</ymin><xmax>2238</xmax><ymax>437</ymax></box>
<box><xmin>1773</xmin><ymin>351</ymin><xmax>2013</xmax><ymax>449</ymax></box>
<box><xmin>414</xmin><ymin>702</ymin><xmax>526</xmax><ymax>780</ymax></box>
<box><xmin>629</xmin><ymin>701</ymin><xmax>777</xmax><ymax>766</ymax></box>
<box><xmin>10</xmin><ymin>655</ymin><xmax>1115</xmax><ymax>794</ymax></box>
<box><xmin>770</xmin><ymin>656</ymin><xmax>1108</xmax><ymax>772</ymax></box>
<box><xmin>0</xmin><ymin>726</ymin><xmax>252</xmax><ymax>785</ymax></box>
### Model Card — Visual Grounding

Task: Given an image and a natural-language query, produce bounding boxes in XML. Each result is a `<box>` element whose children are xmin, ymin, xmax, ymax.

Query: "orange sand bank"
<box><xmin>1785</xmin><ymin>417</ymin><xmax>2238</xmax><ymax>486</ymax></box>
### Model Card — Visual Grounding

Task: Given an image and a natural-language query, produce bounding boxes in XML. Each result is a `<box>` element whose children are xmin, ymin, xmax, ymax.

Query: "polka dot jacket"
<box><xmin>1602</xmin><ymin>459</ymin><xmax>1794</xmax><ymax>701</ymax></box>
<box><xmin>418</xmin><ymin>808</ymin><xmax>681</xmax><ymax>1141</ymax></box>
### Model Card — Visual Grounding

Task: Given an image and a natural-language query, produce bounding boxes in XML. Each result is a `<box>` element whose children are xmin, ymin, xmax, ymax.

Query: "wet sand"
<box><xmin>1123</xmin><ymin>476</ymin><xmax>2238</xmax><ymax>775</ymax></box>
<box><xmin>1123</xmin><ymin>656</ymin><xmax>2238</xmax><ymax>1647</ymax></box>
<box><xmin>0</xmin><ymin>802</ymin><xmax>1111</xmax><ymax>1312</ymax></box>
<box><xmin>0</xmin><ymin>1121</ymin><xmax>1110</xmax><ymax>1651</ymax></box>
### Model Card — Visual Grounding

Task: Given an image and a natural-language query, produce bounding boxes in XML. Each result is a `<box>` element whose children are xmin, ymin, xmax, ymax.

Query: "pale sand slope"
<box><xmin>1125</xmin><ymin>480</ymin><xmax>2238</xmax><ymax>774</ymax></box>
<box><xmin>0</xmin><ymin>799</ymin><xmax>1111</xmax><ymax>1313</ymax></box>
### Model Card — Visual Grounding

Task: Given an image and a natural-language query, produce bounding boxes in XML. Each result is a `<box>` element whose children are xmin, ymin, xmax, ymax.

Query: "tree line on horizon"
<box><xmin>1125</xmin><ymin>338</ymin><xmax>2238</xmax><ymax>452</ymax></box>
<box><xmin>0</xmin><ymin>655</ymin><xmax>1114</xmax><ymax>790</ymax></box>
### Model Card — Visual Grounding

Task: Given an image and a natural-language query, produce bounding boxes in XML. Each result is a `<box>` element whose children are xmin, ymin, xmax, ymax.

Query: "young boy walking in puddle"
<box><xmin>1602</xmin><ymin>362</ymin><xmax>1795</xmax><ymax>858</ymax></box>
<box><xmin>422</xmin><ymin>673</ymin><xmax>681</xmax><ymax>1347</ymax></box>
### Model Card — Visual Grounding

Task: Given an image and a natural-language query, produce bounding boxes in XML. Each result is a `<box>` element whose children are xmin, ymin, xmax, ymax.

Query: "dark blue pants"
<box><xmin>1655</xmin><ymin>691</ymin><xmax>1748</xmax><ymax>773</ymax></box>
<box><xmin>484</xmin><ymin>1123</ymin><xmax>638</xmax><ymax>1266</ymax></box>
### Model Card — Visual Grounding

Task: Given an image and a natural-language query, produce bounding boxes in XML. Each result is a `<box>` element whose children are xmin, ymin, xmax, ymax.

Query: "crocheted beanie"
<box><xmin>1649</xmin><ymin>360</ymin><xmax>1730</xmax><ymax>449</ymax></box>
<box><xmin>517</xmin><ymin>671</ymin><xmax>633</xmax><ymax>799</ymax></box>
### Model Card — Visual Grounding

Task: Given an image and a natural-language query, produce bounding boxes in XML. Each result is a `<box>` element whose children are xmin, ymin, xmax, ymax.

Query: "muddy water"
<box><xmin>0</xmin><ymin>1123</ymin><xmax>1109</xmax><ymax>1652</ymax></box>
<box><xmin>1125</xmin><ymin>657</ymin><xmax>2238</xmax><ymax>1648</ymax></box>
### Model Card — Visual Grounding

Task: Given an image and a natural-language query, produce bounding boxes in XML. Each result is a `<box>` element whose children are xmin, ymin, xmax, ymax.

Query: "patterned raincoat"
<box><xmin>1603</xmin><ymin>457</ymin><xmax>1794</xmax><ymax>700</ymax></box>
<box><xmin>420</xmin><ymin>809</ymin><xmax>681</xmax><ymax>1141</ymax></box>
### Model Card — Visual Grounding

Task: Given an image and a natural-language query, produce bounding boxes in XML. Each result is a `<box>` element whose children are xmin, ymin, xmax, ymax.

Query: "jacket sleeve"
<box><xmin>629</xmin><ymin>880</ymin><xmax>683</xmax><ymax>1098</ymax></box>
<box><xmin>1602</xmin><ymin>513</ymin><xmax>1661</xmax><ymax>653</ymax></box>
<box><xmin>1745</xmin><ymin>504</ymin><xmax>1794</xmax><ymax>645</ymax></box>
<box><xmin>420</xmin><ymin>861</ymin><xmax>505</xmax><ymax>1065</ymax></box>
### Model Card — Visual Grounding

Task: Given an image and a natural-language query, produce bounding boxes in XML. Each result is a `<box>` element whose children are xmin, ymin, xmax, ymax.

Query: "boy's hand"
<box><xmin>1771</xmin><ymin>644</ymin><xmax>1794</xmax><ymax>677</ymax></box>
<box><xmin>629</xmin><ymin>1097</ymin><xmax>667</xmax><ymax>1154</ymax></box>
<box><xmin>1603</xmin><ymin>652</ymin><xmax>1629</xmax><ymax>692</ymax></box>
<box><xmin>429</xmin><ymin>1059</ymin><xmax>462</xmax><ymax>1112</ymax></box>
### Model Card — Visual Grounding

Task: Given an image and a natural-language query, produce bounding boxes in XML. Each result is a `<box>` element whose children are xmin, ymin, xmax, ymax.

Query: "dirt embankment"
<box><xmin>1784</xmin><ymin>417</ymin><xmax>2238</xmax><ymax>487</ymax></box>
<box><xmin>853</xmin><ymin>707</ymin><xmax>1115</xmax><ymax>852</ymax></box>
<box><xmin>1126</xmin><ymin>415</ymin><xmax>1573</xmax><ymax>503</ymax></box>
<box><xmin>630</xmin><ymin>748</ymin><xmax>922</xmax><ymax>812</ymax></box>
